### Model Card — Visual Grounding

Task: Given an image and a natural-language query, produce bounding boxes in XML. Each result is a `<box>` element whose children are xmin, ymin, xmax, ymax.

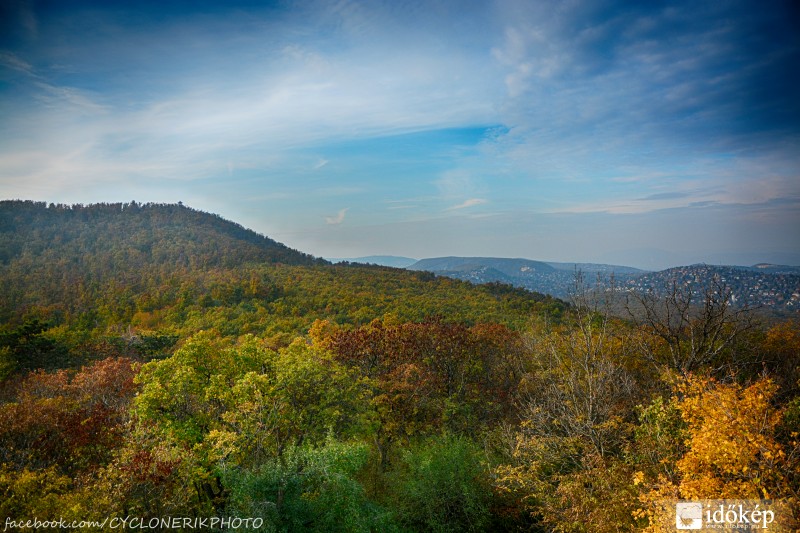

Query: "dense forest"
<box><xmin>0</xmin><ymin>201</ymin><xmax>798</xmax><ymax>532</ymax></box>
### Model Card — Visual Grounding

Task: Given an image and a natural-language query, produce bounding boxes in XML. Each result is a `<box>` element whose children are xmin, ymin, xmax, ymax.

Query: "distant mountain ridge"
<box><xmin>408</xmin><ymin>257</ymin><xmax>646</xmax><ymax>300</ymax></box>
<box><xmin>545</xmin><ymin>261</ymin><xmax>646</xmax><ymax>275</ymax></box>
<box><xmin>408</xmin><ymin>256</ymin><xmax>800</xmax><ymax>311</ymax></box>
<box><xmin>741</xmin><ymin>263</ymin><xmax>800</xmax><ymax>275</ymax></box>
<box><xmin>411</xmin><ymin>256</ymin><xmax>555</xmax><ymax>275</ymax></box>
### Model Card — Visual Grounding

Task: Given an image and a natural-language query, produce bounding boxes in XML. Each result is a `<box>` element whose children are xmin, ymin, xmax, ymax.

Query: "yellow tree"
<box><xmin>635</xmin><ymin>375</ymin><xmax>799</xmax><ymax>531</ymax></box>
<box><xmin>495</xmin><ymin>279</ymin><xmax>642</xmax><ymax>533</ymax></box>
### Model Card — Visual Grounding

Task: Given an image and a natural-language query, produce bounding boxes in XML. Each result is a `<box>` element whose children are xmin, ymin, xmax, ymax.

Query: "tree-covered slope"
<box><xmin>0</xmin><ymin>201</ymin><xmax>320</xmax><ymax>322</ymax></box>
<box><xmin>0</xmin><ymin>201</ymin><xmax>562</xmax><ymax>338</ymax></box>
<box><xmin>0</xmin><ymin>200</ymin><xmax>321</xmax><ymax>269</ymax></box>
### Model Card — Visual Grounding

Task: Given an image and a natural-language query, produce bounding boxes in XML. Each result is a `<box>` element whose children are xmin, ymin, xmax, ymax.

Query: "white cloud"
<box><xmin>325</xmin><ymin>208</ymin><xmax>349</xmax><ymax>225</ymax></box>
<box><xmin>0</xmin><ymin>6</ymin><xmax>503</xmax><ymax>194</ymax></box>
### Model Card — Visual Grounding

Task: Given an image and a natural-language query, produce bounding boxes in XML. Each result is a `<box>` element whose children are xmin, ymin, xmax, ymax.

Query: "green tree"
<box><xmin>208</xmin><ymin>339</ymin><xmax>373</xmax><ymax>465</ymax></box>
<box><xmin>132</xmin><ymin>332</ymin><xmax>374</xmax><ymax>514</ymax></box>
<box><xmin>223</xmin><ymin>438</ymin><xmax>395</xmax><ymax>533</ymax></box>
<box><xmin>390</xmin><ymin>434</ymin><xmax>493</xmax><ymax>533</ymax></box>
<box><xmin>0</xmin><ymin>318</ymin><xmax>70</xmax><ymax>374</ymax></box>
<box><xmin>131</xmin><ymin>332</ymin><xmax>274</xmax><ymax>512</ymax></box>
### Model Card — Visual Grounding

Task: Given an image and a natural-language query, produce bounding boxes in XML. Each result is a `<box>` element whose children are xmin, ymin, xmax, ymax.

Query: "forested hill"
<box><xmin>0</xmin><ymin>200</ymin><xmax>561</xmax><ymax>341</ymax></box>
<box><xmin>0</xmin><ymin>200</ymin><xmax>321</xmax><ymax>269</ymax></box>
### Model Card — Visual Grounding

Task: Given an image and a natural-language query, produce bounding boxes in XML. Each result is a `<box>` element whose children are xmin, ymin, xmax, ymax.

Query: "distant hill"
<box><xmin>408</xmin><ymin>256</ymin><xmax>643</xmax><ymax>299</ymax></box>
<box><xmin>545</xmin><ymin>261</ymin><xmax>646</xmax><ymax>275</ymax></box>
<box><xmin>408</xmin><ymin>256</ymin><xmax>800</xmax><ymax>311</ymax></box>
<box><xmin>330</xmin><ymin>256</ymin><xmax>418</xmax><ymax>268</ymax></box>
<box><xmin>625</xmin><ymin>264</ymin><xmax>800</xmax><ymax>311</ymax></box>
<box><xmin>411</xmin><ymin>257</ymin><xmax>555</xmax><ymax>275</ymax></box>
<box><xmin>744</xmin><ymin>264</ymin><xmax>800</xmax><ymax>275</ymax></box>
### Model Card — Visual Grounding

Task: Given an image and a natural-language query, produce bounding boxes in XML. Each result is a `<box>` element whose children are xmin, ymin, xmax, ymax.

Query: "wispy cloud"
<box><xmin>638</xmin><ymin>192</ymin><xmax>689</xmax><ymax>201</ymax></box>
<box><xmin>0</xmin><ymin>52</ymin><xmax>36</xmax><ymax>76</ymax></box>
<box><xmin>446</xmin><ymin>198</ymin><xmax>487</xmax><ymax>211</ymax></box>
<box><xmin>325</xmin><ymin>208</ymin><xmax>349</xmax><ymax>225</ymax></box>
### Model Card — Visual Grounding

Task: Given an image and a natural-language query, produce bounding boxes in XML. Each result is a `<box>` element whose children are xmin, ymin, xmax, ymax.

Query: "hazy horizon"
<box><xmin>1</xmin><ymin>0</ymin><xmax>798</xmax><ymax>270</ymax></box>
<box><xmin>328</xmin><ymin>252</ymin><xmax>800</xmax><ymax>272</ymax></box>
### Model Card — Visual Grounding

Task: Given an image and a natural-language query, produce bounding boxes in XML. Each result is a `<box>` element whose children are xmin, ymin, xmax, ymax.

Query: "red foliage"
<box><xmin>0</xmin><ymin>357</ymin><xmax>139</xmax><ymax>474</ymax></box>
<box><xmin>325</xmin><ymin>318</ymin><xmax>524</xmax><ymax>436</ymax></box>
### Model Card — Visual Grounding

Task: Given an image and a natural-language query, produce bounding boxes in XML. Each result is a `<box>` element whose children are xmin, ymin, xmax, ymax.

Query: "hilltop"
<box><xmin>0</xmin><ymin>200</ymin><xmax>322</xmax><ymax>269</ymax></box>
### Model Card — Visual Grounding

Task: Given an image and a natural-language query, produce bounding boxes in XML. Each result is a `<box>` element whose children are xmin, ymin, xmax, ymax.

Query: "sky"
<box><xmin>1</xmin><ymin>0</ymin><xmax>798</xmax><ymax>270</ymax></box>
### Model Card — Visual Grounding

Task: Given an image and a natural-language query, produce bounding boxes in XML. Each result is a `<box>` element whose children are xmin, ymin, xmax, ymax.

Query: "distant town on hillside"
<box><xmin>336</xmin><ymin>256</ymin><xmax>800</xmax><ymax>313</ymax></box>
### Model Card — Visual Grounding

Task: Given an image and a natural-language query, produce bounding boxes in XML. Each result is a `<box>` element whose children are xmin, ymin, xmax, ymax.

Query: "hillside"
<box><xmin>625</xmin><ymin>264</ymin><xmax>800</xmax><ymax>311</ymax></box>
<box><xmin>745</xmin><ymin>263</ymin><xmax>800</xmax><ymax>275</ymax></box>
<box><xmin>0</xmin><ymin>200</ymin><xmax>321</xmax><ymax>269</ymax></box>
<box><xmin>0</xmin><ymin>200</ymin><xmax>319</xmax><ymax>323</ymax></box>
<box><xmin>545</xmin><ymin>261</ymin><xmax>646</xmax><ymax>275</ymax></box>
<box><xmin>0</xmin><ymin>201</ymin><xmax>562</xmax><ymax>340</ymax></box>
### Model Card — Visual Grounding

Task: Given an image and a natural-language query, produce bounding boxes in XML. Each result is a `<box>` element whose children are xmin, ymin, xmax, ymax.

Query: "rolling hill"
<box><xmin>0</xmin><ymin>201</ymin><xmax>561</xmax><ymax>336</ymax></box>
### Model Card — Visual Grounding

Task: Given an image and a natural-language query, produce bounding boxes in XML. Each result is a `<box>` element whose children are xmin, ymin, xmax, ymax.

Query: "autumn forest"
<box><xmin>0</xmin><ymin>200</ymin><xmax>798</xmax><ymax>532</ymax></box>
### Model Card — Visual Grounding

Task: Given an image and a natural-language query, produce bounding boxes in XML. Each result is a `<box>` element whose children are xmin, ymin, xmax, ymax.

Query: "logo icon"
<box><xmin>676</xmin><ymin>502</ymin><xmax>703</xmax><ymax>529</ymax></box>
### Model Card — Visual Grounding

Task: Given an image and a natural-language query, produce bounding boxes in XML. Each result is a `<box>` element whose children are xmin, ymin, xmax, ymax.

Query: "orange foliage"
<box><xmin>635</xmin><ymin>375</ymin><xmax>800</xmax><ymax>531</ymax></box>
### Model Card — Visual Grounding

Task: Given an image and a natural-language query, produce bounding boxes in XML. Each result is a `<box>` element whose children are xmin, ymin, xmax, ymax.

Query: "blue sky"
<box><xmin>1</xmin><ymin>0</ymin><xmax>798</xmax><ymax>269</ymax></box>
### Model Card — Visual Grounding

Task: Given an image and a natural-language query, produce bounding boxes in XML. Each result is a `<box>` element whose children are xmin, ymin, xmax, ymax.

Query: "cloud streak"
<box><xmin>325</xmin><ymin>208</ymin><xmax>349</xmax><ymax>225</ymax></box>
<box><xmin>446</xmin><ymin>198</ymin><xmax>488</xmax><ymax>211</ymax></box>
